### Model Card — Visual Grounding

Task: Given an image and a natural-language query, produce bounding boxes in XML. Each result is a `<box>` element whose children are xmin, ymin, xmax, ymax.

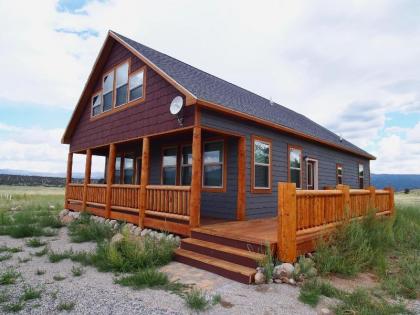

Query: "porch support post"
<box><xmin>277</xmin><ymin>182</ymin><xmax>297</xmax><ymax>263</ymax></box>
<box><xmin>139</xmin><ymin>137</ymin><xmax>150</xmax><ymax>228</ymax></box>
<box><xmin>105</xmin><ymin>143</ymin><xmax>116</xmax><ymax>219</ymax></box>
<box><xmin>82</xmin><ymin>149</ymin><xmax>92</xmax><ymax>211</ymax></box>
<box><xmin>337</xmin><ymin>184</ymin><xmax>350</xmax><ymax>219</ymax></box>
<box><xmin>189</xmin><ymin>126</ymin><xmax>202</xmax><ymax>228</ymax></box>
<box><xmin>236</xmin><ymin>136</ymin><xmax>246</xmax><ymax>220</ymax></box>
<box><xmin>64</xmin><ymin>151</ymin><xmax>73</xmax><ymax>209</ymax></box>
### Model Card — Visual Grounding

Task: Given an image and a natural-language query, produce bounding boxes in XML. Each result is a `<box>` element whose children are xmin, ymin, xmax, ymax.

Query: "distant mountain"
<box><xmin>0</xmin><ymin>169</ymin><xmax>104</xmax><ymax>179</ymax></box>
<box><xmin>371</xmin><ymin>174</ymin><xmax>420</xmax><ymax>191</ymax></box>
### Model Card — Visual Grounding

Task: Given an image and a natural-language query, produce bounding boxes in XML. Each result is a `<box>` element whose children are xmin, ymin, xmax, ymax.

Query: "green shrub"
<box><xmin>21</xmin><ymin>286</ymin><xmax>41</xmax><ymax>301</ymax></box>
<box><xmin>184</xmin><ymin>288</ymin><xmax>209</xmax><ymax>311</ymax></box>
<box><xmin>33</xmin><ymin>247</ymin><xmax>48</xmax><ymax>257</ymax></box>
<box><xmin>0</xmin><ymin>253</ymin><xmax>12</xmax><ymax>262</ymax></box>
<box><xmin>3</xmin><ymin>302</ymin><xmax>24</xmax><ymax>313</ymax></box>
<box><xmin>48</xmin><ymin>249</ymin><xmax>74</xmax><ymax>263</ymax></box>
<box><xmin>71</xmin><ymin>266</ymin><xmax>84</xmax><ymax>277</ymax></box>
<box><xmin>299</xmin><ymin>278</ymin><xmax>342</xmax><ymax>306</ymax></box>
<box><xmin>0</xmin><ymin>269</ymin><xmax>20</xmax><ymax>285</ymax></box>
<box><xmin>257</xmin><ymin>242</ymin><xmax>274</xmax><ymax>283</ymax></box>
<box><xmin>57</xmin><ymin>301</ymin><xmax>75</xmax><ymax>311</ymax></box>
<box><xmin>91</xmin><ymin>235</ymin><xmax>176</xmax><ymax>273</ymax></box>
<box><xmin>26</xmin><ymin>238</ymin><xmax>46</xmax><ymax>248</ymax></box>
<box><xmin>116</xmin><ymin>269</ymin><xmax>171</xmax><ymax>289</ymax></box>
<box><xmin>68</xmin><ymin>213</ymin><xmax>114</xmax><ymax>243</ymax></box>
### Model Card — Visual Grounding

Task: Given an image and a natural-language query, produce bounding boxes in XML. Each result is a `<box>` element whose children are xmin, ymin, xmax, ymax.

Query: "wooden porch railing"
<box><xmin>278</xmin><ymin>183</ymin><xmax>395</xmax><ymax>263</ymax></box>
<box><xmin>67</xmin><ymin>183</ymin><xmax>84</xmax><ymax>201</ymax></box>
<box><xmin>65</xmin><ymin>182</ymin><xmax>192</xmax><ymax>235</ymax></box>
<box><xmin>145</xmin><ymin>185</ymin><xmax>191</xmax><ymax>221</ymax></box>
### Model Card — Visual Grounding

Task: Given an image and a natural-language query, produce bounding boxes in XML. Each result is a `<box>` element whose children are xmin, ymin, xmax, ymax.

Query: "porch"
<box><xmin>64</xmin><ymin>126</ymin><xmax>246</xmax><ymax>236</ymax></box>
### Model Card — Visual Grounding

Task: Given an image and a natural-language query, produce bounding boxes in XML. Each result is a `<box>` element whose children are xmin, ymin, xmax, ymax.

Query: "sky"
<box><xmin>0</xmin><ymin>0</ymin><xmax>419</xmax><ymax>174</ymax></box>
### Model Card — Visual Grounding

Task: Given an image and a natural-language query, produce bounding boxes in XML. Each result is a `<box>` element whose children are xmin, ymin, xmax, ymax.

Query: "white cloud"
<box><xmin>0</xmin><ymin>124</ymin><xmax>104</xmax><ymax>174</ymax></box>
<box><xmin>0</xmin><ymin>0</ymin><xmax>419</xmax><ymax>173</ymax></box>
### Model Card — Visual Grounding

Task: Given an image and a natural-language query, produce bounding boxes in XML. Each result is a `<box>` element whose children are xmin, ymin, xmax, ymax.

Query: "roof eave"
<box><xmin>196</xmin><ymin>99</ymin><xmax>376</xmax><ymax>160</ymax></box>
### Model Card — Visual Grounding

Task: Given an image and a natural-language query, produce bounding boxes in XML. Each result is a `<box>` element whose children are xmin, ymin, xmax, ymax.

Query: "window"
<box><xmin>181</xmin><ymin>145</ymin><xmax>192</xmax><ymax>185</ymax></box>
<box><xmin>358</xmin><ymin>164</ymin><xmax>364</xmax><ymax>188</ymax></box>
<box><xmin>123</xmin><ymin>157</ymin><xmax>134</xmax><ymax>184</ymax></box>
<box><xmin>162</xmin><ymin>147</ymin><xmax>177</xmax><ymax>185</ymax></box>
<box><xmin>135</xmin><ymin>158</ymin><xmax>142</xmax><ymax>185</ymax></box>
<box><xmin>115</xmin><ymin>62</ymin><xmax>128</xmax><ymax>107</ymax></box>
<box><xmin>129</xmin><ymin>70</ymin><xmax>144</xmax><ymax>101</ymax></box>
<box><xmin>289</xmin><ymin>146</ymin><xmax>302</xmax><ymax>189</ymax></box>
<box><xmin>203</xmin><ymin>141</ymin><xmax>224</xmax><ymax>188</ymax></box>
<box><xmin>114</xmin><ymin>156</ymin><xmax>122</xmax><ymax>184</ymax></box>
<box><xmin>336</xmin><ymin>164</ymin><xmax>343</xmax><ymax>185</ymax></box>
<box><xmin>251</xmin><ymin>137</ymin><xmax>271</xmax><ymax>191</ymax></box>
<box><xmin>91</xmin><ymin>93</ymin><xmax>102</xmax><ymax>116</ymax></box>
<box><xmin>102</xmin><ymin>71</ymin><xmax>114</xmax><ymax>111</ymax></box>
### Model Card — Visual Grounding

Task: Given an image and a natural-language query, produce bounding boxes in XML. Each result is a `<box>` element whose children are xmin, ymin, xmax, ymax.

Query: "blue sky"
<box><xmin>0</xmin><ymin>0</ymin><xmax>419</xmax><ymax>174</ymax></box>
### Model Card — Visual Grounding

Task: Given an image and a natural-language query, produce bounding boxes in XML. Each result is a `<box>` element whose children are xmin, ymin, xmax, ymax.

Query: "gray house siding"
<box><xmin>200</xmin><ymin>109</ymin><xmax>371</xmax><ymax>219</ymax></box>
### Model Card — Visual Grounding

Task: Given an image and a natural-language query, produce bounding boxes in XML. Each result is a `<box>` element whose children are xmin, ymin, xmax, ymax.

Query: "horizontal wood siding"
<box><xmin>200</xmin><ymin>109</ymin><xmax>371</xmax><ymax>219</ymax></box>
<box><xmin>201</xmin><ymin>137</ymin><xmax>238</xmax><ymax>219</ymax></box>
<box><xmin>69</xmin><ymin>41</ymin><xmax>194</xmax><ymax>152</ymax></box>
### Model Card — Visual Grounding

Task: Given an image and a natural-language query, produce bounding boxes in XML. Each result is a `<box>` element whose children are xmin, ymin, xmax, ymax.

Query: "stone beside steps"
<box><xmin>175</xmin><ymin>228</ymin><xmax>274</xmax><ymax>284</ymax></box>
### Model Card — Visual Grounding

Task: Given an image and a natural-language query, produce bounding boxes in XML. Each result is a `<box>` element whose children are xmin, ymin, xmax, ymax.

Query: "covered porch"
<box><xmin>64</xmin><ymin>126</ymin><xmax>246</xmax><ymax>236</ymax></box>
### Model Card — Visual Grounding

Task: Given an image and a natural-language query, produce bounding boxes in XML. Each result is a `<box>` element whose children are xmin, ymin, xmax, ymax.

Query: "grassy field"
<box><xmin>395</xmin><ymin>189</ymin><xmax>420</xmax><ymax>206</ymax></box>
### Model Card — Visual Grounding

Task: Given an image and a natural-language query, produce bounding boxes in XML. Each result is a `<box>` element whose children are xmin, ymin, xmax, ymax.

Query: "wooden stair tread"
<box><xmin>175</xmin><ymin>248</ymin><xmax>256</xmax><ymax>277</ymax></box>
<box><xmin>182</xmin><ymin>238</ymin><xmax>266</xmax><ymax>260</ymax></box>
<box><xmin>192</xmin><ymin>227</ymin><xmax>276</xmax><ymax>246</ymax></box>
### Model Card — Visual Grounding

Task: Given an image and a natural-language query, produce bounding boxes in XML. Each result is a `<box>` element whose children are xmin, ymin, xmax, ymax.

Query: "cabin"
<box><xmin>62</xmin><ymin>31</ymin><xmax>394</xmax><ymax>284</ymax></box>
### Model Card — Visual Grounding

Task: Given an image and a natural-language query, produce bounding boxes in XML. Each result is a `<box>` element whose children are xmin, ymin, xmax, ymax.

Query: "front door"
<box><xmin>307</xmin><ymin>160</ymin><xmax>316</xmax><ymax>190</ymax></box>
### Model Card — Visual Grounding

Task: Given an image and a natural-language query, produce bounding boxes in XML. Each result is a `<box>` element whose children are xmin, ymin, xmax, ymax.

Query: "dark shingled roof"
<box><xmin>113</xmin><ymin>32</ymin><xmax>374</xmax><ymax>159</ymax></box>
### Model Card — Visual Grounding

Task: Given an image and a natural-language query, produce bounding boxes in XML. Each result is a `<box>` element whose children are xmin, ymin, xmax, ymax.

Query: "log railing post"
<box><xmin>236</xmin><ymin>136</ymin><xmax>246</xmax><ymax>220</ymax></box>
<box><xmin>189</xmin><ymin>126</ymin><xmax>202</xmax><ymax>228</ymax></box>
<box><xmin>82</xmin><ymin>149</ymin><xmax>92</xmax><ymax>211</ymax></box>
<box><xmin>384</xmin><ymin>187</ymin><xmax>395</xmax><ymax>215</ymax></box>
<box><xmin>368</xmin><ymin>186</ymin><xmax>376</xmax><ymax>212</ymax></box>
<box><xmin>139</xmin><ymin>137</ymin><xmax>150</xmax><ymax>228</ymax></box>
<box><xmin>64</xmin><ymin>151</ymin><xmax>73</xmax><ymax>209</ymax></box>
<box><xmin>277</xmin><ymin>182</ymin><xmax>297</xmax><ymax>263</ymax></box>
<box><xmin>105</xmin><ymin>144</ymin><xmax>116</xmax><ymax>219</ymax></box>
<box><xmin>337</xmin><ymin>184</ymin><xmax>350</xmax><ymax>218</ymax></box>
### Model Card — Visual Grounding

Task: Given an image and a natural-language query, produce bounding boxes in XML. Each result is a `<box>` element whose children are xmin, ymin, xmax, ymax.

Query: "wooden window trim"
<box><xmin>305</xmin><ymin>157</ymin><xmax>318</xmax><ymax>190</ymax></box>
<box><xmin>180</xmin><ymin>144</ymin><xmax>192</xmax><ymax>186</ymax></box>
<box><xmin>91</xmin><ymin>91</ymin><xmax>103</xmax><ymax>117</ymax></box>
<box><xmin>128</xmin><ymin>67</ymin><xmax>146</xmax><ymax>103</ymax></box>
<box><xmin>160</xmin><ymin>145</ymin><xmax>179</xmax><ymax>185</ymax></box>
<box><xmin>336</xmin><ymin>163</ymin><xmax>343</xmax><ymax>185</ymax></box>
<box><xmin>114</xmin><ymin>59</ymin><xmax>130</xmax><ymax>108</ymax></box>
<box><xmin>251</xmin><ymin>135</ymin><xmax>272</xmax><ymax>193</ymax></box>
<box><xmin>89</xmin><ymin>58</ymin><xmax>147</xmax><ymax>121</ymax></box>
<box><xmin>358</xmin><ymin>163</ymin><xmax>364</xmax><ymax>188</ymax></box>
<box><xmin>287</xmin><ymin>144</ymin><xmax>303</xmax><ymax>189</ymax></box>
<box><xmin>202</xmin><ymin>139</ymin><xmax>227</xmax><ymax>193</ymax></box>
<box><xmin>101</xmin><ymin>69</ymin><xmax>114</xmax><ymax>114</ymax></box>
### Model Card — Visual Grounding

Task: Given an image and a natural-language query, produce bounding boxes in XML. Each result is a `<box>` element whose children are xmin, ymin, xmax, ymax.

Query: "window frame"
<box><xmin>91</xmin><ymin>91</ymin><xmax>103</xmax><ymax>117</ymax></box>
<box><xmin>90</xmin><ymin>58</ymin><xmax>147</xmax><ymax>121</ymax></box>
<box><xmin>161</xmin><ymin>146</ymin><xmax>179</xmax><ymax>185</ymax></box>
<box><xmin>128</xmin><ymin>68</ymin><xmax>145</xmax><ymax>102</ymax></box>
<box><xmin>114</xmin><ymin>61</ymin><xmax>129</xmax><ymax>108</ymax></box>
<box><xmin>336</xmin><ymin>163</ymin><xmax>343</xmax><ymax>185</ymax></box>
<box><xmin>358</xmin><ymin>163</ymin><xmax>364</xmax><ymax>189</ymax></box>
<box><xmin>202</xmin><ymin>139</ymin><xmax>227</xmax><ymax>192</ymax></box>
<box><xmin>288</xmin><ymin>144</ymin><xmax>303</xmax><ymax>189</ymax></box>
<box><xmin>251</xmin><ymin>135</ymin><xmax>272</xmax><ymax>193</ymax></box>
<box><xmin>180</xmin><ymin>144</ymin><xmax>192</xmax><ymax>186</ymax></box>
<box><xmin>101</xmin><ymin>69</ymin><xmax>115</xmax><ymax>113</ymax></box>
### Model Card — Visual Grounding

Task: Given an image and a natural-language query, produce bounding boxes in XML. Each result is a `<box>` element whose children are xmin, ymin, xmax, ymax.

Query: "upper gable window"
<box><xmin>115</xmin><ymin>62</ymin><xmax>129</xmax><ymax>107</ymax></box>
<box><xmin>91</xmin><ymin>93</ymin><xmax>102</xmax><ymax>117</ymax></box>
<box><xmin>102</xmin><ymin>71</ymin><xmax>114</xmax><ymax>112</ymax></box>
<box><xmin>129</xmin><ymin>70</ymin><xmax>144</xmax><ymax>101</ymax></box>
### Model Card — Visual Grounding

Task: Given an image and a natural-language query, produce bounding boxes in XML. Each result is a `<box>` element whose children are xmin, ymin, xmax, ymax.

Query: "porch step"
<box><xmin>180</xmin><ymin>238</ymin><xmax>265</xmax><ymax>268</ymax></box>
<box><xmin>174</xmin><ymin>248</ymin><xmax>256</xmax><ymax>284</ymax></box>
<box><xmin>191</xmin><ymin>228</ymin><xmax>273</xmax><ymax>254</ymax></box>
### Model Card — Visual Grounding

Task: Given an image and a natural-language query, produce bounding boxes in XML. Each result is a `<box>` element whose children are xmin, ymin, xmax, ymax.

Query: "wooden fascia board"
<box><xmin>195</xmin><ymin>99</ymin><xmax>376</xmax><ymax>160</ymax></box>
<box><xmin>109</xmin><ymin>31</ymin><xmax>197</xmax><ymax>106</ymax></box>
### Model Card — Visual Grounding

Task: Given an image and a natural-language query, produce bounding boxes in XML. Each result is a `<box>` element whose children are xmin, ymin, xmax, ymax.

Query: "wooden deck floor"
<box><xmin>196</xmin><ymin>217</ymin><xmax>277</xmax><ymax>245</ymax></box>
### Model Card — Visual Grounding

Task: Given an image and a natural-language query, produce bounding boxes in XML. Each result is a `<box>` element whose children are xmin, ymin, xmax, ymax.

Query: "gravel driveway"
<box><xmin>0</xmin><ymin>227</ymin><xmax>321</xmax><ymax>315</ymax></box>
